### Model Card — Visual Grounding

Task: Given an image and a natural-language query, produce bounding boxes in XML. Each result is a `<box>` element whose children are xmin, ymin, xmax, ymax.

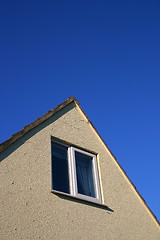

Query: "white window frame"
<box><xmin>52</xmin><ymin>140</ymin><xmax>101</xmax><ymax>204</ymax></box>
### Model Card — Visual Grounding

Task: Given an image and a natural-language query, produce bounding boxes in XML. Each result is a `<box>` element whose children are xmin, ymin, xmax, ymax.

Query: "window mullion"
<box><xmin>70</xmin><ymin>147</ymin><xmax>78</xmax><ymax>197</ymax></box>
<box><xmin>68</xmin><ymin>147</ymin><xmax>73</xmax><ymax>195</ymax></box>
<box><xmin>92</xmin><ymin>155</ymin><xmax>101</xmax><ymax>201</ymax></box>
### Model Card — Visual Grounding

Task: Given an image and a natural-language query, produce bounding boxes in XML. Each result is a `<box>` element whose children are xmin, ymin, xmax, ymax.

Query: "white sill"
<box><xmin>51</xmin><ymin>190</ymin><xmax>114</xmax><ymax>212</ymax></box>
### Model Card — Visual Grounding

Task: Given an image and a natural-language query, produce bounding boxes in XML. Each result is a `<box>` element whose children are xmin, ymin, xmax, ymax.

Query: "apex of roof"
<box><xmin>0</xmin><ymin>96</ymin><xmax>78</xmax><ymax>154</ymax></box>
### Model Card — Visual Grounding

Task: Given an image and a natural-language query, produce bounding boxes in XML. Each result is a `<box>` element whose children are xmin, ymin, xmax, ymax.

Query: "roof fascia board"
<box><xmin>0</xmin><ymin>97</ymin><xmax>76</xmax><ymax>154</ymax></box>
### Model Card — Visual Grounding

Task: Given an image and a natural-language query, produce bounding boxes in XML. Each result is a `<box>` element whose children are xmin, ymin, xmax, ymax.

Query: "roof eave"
<box><xmin>0</xmin><ymin>96</ymin><xmax>78</xmax><ymax>153</ymax></box>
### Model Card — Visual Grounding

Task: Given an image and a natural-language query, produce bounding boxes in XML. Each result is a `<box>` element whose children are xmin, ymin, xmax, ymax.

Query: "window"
<box><xmin>51</xmin><ymin>140</ymin><xmax>101</xmax><ymax>204</ymax></box>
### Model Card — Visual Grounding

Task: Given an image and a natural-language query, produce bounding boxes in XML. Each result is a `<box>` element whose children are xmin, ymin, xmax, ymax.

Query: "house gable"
<box><xmin>0</xmin><ymin>97</ymin><xmax>160</xmax><ymax>240</ymax></box>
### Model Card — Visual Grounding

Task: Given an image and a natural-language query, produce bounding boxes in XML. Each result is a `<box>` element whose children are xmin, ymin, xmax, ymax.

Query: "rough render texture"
<box><xmin>0</xmin><ymin>102</ymin><xmax>160</xmax><ymax>240</ymax></box>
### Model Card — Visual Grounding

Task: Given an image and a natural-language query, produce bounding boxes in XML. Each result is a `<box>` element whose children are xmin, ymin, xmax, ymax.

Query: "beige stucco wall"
<box><xmin>0</xmin><ymin>102</ymin><xmax>160</xmax><ymax>240</ymax></box>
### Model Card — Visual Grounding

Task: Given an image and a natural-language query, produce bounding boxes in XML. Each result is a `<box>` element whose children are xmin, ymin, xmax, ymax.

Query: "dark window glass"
<box><xmin>75</xmin><ymin>152</ymin><xmax>95</xmax><ymax>198</ymax></box>
<box><xmin>52</xmin><ymin>142</ymin><xmax>70</xmax><ymax>194</ymax></box>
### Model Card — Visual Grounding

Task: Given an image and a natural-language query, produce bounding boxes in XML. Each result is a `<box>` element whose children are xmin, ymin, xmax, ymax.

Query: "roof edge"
<box><xmin>0</xmin><ymin>96</ymin><xmax>77</xmax><ymax>153</ymax></box>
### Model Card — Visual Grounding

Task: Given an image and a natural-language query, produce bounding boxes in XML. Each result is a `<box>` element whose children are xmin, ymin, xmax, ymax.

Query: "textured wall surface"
<box><xmin>0</xmin><ymin>102</ymin><xmax>160</xmax><ymax>239</ymax></box>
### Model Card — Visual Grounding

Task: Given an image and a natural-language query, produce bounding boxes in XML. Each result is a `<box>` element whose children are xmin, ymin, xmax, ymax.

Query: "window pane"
<box><xmin>75</xmin><ymin>152</ymin><xmax>95</xmax><ymax>198</ymax></box>
<box><xmin>52</xmin><ymin>142</ymin><xmax>70</xmax><ymax>194</ymax></box>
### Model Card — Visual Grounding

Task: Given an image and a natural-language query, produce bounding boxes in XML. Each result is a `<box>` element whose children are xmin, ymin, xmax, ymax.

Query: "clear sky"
<box><xmin>0</xmin><ymin>1</ymin><xmax>160</xmax><ymax>222</ymax></box>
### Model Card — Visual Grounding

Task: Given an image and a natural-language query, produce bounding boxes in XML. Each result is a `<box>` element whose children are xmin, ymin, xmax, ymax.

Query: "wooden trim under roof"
<box><xmin>0</xmin><ymin>96</ymin><xmax>159</xmax><ymax>227</ymax></box>
<box><xmin>0</xmin><ymin>96</ymin><xmax>78</xmax><ymax>154</ymax></box>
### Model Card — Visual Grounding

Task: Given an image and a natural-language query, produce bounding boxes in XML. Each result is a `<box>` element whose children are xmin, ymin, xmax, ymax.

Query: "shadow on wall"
<box><xmin>52</xmin><ymin>191</ymin><xmax>114</xmax><ymax>213</ymax></box>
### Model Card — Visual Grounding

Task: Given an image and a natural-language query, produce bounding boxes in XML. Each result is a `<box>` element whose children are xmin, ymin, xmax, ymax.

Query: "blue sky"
<box><xmin>0</xmin><ymin>1</ymin><xmax>160</xmax><ymax>222</ymax></box>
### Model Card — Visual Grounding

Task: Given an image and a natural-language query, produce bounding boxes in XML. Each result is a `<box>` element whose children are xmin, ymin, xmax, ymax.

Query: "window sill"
<box><xmin>51</xmin><ymin>190</ymin><xmax>114</xmax><ymax>212</ymax></box>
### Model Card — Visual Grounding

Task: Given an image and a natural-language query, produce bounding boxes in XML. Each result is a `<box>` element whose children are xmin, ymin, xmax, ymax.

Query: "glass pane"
<box><xmin>52</xmin><ymin>142</ymin><xmax>70</xmax><ymax>194</ymax></box>
<box><xmin>75</xmin><ymin>152</ymin><xmax>95</xmax><ymax>198</ymax></box>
